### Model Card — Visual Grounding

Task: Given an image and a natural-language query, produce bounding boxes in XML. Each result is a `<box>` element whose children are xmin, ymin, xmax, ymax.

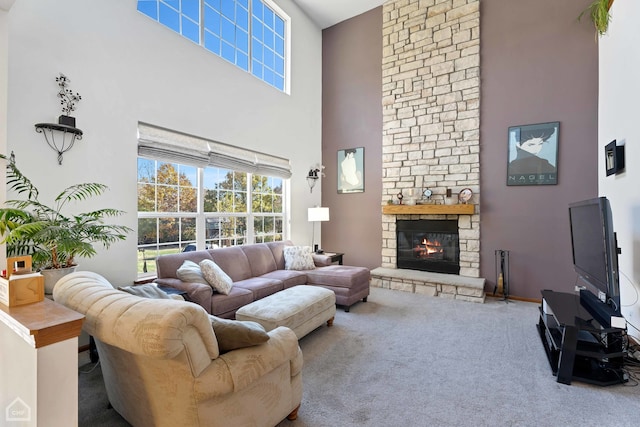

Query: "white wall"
<box><xmin>0</xmin><ymin>5</ymin><xmax>10</xmax><ymax>270</ymax></box>
<box><xmin>6</xmin><ymin>0</ymin><xmax>322</xmax><ymax>285</ymax></box>
<box><xmin>599</xmin><ymin>1</ymin><xmax>640</xmax><ymax>341</ymax></box>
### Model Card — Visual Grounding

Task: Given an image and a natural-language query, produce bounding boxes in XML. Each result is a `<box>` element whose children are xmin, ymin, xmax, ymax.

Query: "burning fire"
<box><xmin>413</xmin><ymin>238</ymin><xmax>445</xmax><ymax>258</ymax></box>
<box><xmin>422</xmin><ymin>238</ymin><xmax>443</xmax><ymax>255</ymax></box>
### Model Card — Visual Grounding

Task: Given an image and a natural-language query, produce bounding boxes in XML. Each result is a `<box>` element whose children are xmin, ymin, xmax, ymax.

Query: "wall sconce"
<box><xmin>308</xmin><ymin>206</ymin><xmax>330</xmax><ymax>253</ymax></box>
<box><xmin>35</xmin><ymin>73</ymin><xmax>83</xmax><ymax>165</ymax></box>
<box><xmin>306</xmin><ymin>164</ymin><xmax>325</xmax><ymax>193</ymax></box>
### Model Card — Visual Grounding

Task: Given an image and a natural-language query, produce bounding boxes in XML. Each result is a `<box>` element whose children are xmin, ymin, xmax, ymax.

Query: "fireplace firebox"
<box><xmin>396</xmin><ymin>220</ymin><xmax>460</xmax><ymax>274</ymax></box>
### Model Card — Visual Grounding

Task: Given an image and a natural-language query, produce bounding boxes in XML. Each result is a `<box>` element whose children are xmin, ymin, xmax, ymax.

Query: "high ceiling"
<box><xmin>293</xmin><ymin>0</ymin><xmax>385</xmax><ymax>29</ymax></box>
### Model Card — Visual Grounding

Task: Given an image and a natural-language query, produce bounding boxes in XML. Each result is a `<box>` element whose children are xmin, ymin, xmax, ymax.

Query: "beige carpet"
<box><xmin>78</xmin><ymin>287</ymin><xmax>640</xmax><ymax>426</ymax></box>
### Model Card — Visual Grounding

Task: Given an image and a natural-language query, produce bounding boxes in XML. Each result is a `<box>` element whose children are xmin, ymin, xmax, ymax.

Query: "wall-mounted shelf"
<box><xmin>382</xmin><ymin>204</ymin><xmax>475</xmax><ymax>215</ymax></box>
<box><xmin>35</xmin><ymin>122</ymin><xmax>83</xmax><ymax>165</ymax></box>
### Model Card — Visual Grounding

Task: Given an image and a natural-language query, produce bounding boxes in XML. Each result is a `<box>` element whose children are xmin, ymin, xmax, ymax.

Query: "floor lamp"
<box><xmin>308</xmin><ymin>207</ymin><xmax>330</xmax><ymax>253</ymax></box>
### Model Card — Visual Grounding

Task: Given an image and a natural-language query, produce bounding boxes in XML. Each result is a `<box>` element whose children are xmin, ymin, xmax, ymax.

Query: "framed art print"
<box><xmin>337</xmin><ymin>147</ymin><xmax>364</xmax><ymax>193</ymax></box>
<box><xmin>507</xmin><ymin>121</ymin><xmax>559</xmax><ymax>186</ymax></box>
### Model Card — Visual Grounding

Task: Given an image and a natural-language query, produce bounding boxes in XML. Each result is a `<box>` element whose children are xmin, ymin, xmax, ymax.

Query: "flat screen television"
<box><xmin>568</xmin><ymin>197</ymin><xmax>621</xmax><ymax>322</ymax></box>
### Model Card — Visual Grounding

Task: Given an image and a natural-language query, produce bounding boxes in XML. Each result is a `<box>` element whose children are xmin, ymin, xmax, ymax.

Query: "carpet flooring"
<box><xmin>78</xmin><ymin>287</ymin><xmax>640</xmax><ymax>426</ymax></box>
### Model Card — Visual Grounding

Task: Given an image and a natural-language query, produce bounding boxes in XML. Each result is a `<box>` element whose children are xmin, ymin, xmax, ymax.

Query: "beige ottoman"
<box><xmin>235</xmin><ymin>285</ymin><xmax>336</xmax><ymax>339</ymax></box>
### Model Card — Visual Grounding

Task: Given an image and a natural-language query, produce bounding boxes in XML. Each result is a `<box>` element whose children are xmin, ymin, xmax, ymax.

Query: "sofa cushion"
<box><xmin>260</xmin><ymin>269</ymin><xmax>308</xmax><ymax>289</ymax></box>
<box><xmin>283</xmin><ymin>246</ymin><xmax>315</xmax><ymax>271</ymax></box>
<box><xmin>209</xmin><ymin>315</ymin><xmax>270</xmax><ymax>353</ymax></box>
<box><xmin>234</xmin><ymin>277</ymin><xmax>284</xmax><ymax>300</ymax></box>
<box><xmin>209</xmin><ymin>246</ymin><xmax>252</xmax><ymax>282</ymax></box>
<box><xmin>266</xmin><ymin>240</ymin><xmax>292</xmax><ymax>270</ymax></box>
<box><xmin>241</xmin><ymin>243</ymin><xmax>278</xmax><ymax>277</ymax></box>
<box><xmin>210</xmin><ymin>287</ymin><xmax>255</xmax><ymax>319</ymax></box>
<box><xmin>118</xmin><ymin>284</ymin><xmax>173</xmax><ymax>299</ymax></box>
<box><xmin>199</xmin><ymin>259</ymin><xmax>233</xmax><ymax>295</ymax></box>
<box><xmin>176</xmin><ymin>260</ymin><xmax>206</xmax><ymax>284</ymax></box>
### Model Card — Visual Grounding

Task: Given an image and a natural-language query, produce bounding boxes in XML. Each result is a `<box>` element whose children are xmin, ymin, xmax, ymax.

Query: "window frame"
<box><xmin>137</xmin><ymin>158</ymin><xmax>288</xmax><ymax>276</ymax></box>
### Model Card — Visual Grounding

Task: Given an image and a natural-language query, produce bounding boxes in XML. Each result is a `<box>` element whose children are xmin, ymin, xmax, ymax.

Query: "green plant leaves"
<box><xmin>0</xmin><ymin>154</ymin><xmax>132</xmax><ymax>270</ymax></box>
<box><xmin>579</xmin><ymin>0</ymin><xmax>613</xmax><ymax>37</ymax></box>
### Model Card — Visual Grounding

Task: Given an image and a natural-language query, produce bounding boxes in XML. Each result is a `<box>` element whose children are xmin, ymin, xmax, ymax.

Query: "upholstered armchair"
<box><xmin>54</xmin><ymin>271</ymin><xmax>303</xmax><ymax>427</ymax></box>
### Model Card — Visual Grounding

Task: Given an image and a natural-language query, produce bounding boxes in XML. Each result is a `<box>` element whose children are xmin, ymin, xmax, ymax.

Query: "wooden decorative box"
<box><xmin>0</xmin><ymin>256</ymin><xmax>45</xmax><ymax>307</ymax></box>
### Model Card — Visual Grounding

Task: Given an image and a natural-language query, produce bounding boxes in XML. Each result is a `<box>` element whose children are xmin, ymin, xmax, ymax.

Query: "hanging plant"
<box><xmin>579</xmin><ymin>0</ymin><xmax>614</xmax><ymax>37</ymax></box>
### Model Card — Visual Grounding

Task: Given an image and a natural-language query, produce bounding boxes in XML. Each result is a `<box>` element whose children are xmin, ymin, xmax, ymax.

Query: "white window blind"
<box><xmin>137</xmin><ymin>122</ymin><xmax>292</xmax><ymax>178</ymax></box>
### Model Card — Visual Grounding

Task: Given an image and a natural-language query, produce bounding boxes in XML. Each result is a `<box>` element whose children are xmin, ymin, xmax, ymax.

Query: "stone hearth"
<box><xmin>371</xmin><ymin>267</ymin><xmax>485</xmax><ymax>303</ymax></box>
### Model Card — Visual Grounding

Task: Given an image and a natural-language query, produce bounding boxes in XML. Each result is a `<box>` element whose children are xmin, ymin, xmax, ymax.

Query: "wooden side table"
<box><xmin>322</xmin><ymin>252</ymin><xmax>344</xmax><ymax>265</ymax></box>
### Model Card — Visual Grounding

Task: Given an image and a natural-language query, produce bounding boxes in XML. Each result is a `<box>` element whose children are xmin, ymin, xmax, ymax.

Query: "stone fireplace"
<box><xmin>372</xmin><ymin>0</ymin><xmax>484</xmax><ymax>302</ymax></box>
<box><xmin>380</xmin><ymin>0</ymin><xmax>481</xmax><ymax>278</ymax></box>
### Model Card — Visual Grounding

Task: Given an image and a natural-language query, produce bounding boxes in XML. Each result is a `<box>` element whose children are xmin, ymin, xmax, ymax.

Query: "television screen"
<box><xmin>568</xmin><ymin>197</ymin><xmax>620</xmax><ymax>309</ymax></box>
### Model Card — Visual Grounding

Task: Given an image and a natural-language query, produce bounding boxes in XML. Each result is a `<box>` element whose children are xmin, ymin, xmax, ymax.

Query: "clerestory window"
<box><xmin>137</xmin><ymin>0</ymin><xmax>289</xmax><ymax>92</ymax></box>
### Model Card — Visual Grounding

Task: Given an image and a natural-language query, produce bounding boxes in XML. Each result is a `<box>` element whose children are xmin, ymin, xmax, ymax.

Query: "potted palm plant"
<box><xmin>0</xmin><ymin>154</ymin><xmax>131</xmax><ymax>293</ymax></box>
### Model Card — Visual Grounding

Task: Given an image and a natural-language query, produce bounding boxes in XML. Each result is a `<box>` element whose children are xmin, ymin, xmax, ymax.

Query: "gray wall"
<box><xmin>322</xmin><ymin>1</ymin><xmax>599</xmax><ymax>300</ymax></box>
<box><xmin>479</xmin><ymin>0</ymin><xmax>598</xmax><ymax>299</ymax></box>
<box><xmin>321</xmin><ymin>8</ymin><xmax>383</xmax><ymax>269</ymax></box>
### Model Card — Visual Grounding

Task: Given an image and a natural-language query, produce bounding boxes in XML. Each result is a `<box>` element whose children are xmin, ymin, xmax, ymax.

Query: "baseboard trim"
<box><xmin>485</xmin><ymin>294</ymin><xmax>541</xmax><ymax>304</ymax></box>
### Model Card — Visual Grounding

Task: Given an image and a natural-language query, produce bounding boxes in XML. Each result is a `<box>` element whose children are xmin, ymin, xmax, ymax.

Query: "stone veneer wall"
<box><xmin>381</xmin><ymin>0</ymin><xmax>481</xmax><ymax>277</ymax></box>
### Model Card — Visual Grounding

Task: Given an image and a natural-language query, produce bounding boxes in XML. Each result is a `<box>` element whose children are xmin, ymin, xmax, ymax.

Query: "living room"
<box><xmin>2</xmin><ymin>0</ymin><xmax>638</xmax><ymax>328</ymax></box>
<box><xmin>1</xmin><ymin>0</ymin><xmax>640</xmax><ymax>425</ymax></box>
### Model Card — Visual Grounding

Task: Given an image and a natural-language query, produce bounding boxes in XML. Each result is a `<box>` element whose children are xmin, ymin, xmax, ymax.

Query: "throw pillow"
<box><xmin>176</xmin><ymin>260</ymin><xmax>205</xmax><ymax>283</ymax></box>
<box><xmin>209</xmin><ymin>315</ymin><xmax>270</xmax><ymax>353</ymax></box>
<box><xmin>199</xmin><ymin>259</ymin><xmax>234</xmax><ymax>295</ymax></box>
<box><xmin>118</xmin><ymin>284</ymin><xmax>172</xmax><ymax>299</ymax></box>
<box><xmin>283</xmin><ymin>246</ymin><xmax>315</xmax><ymax>270</ymax></box>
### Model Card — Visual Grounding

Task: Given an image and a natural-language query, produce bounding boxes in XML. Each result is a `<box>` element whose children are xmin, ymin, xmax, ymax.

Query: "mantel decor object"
<box><xmin>458</xmin><ymin>188</ymin><xmax>473</xmax><ymax>204</ymax></box>
<box><xmin>34</xmin><ymin>73</ymin><xmax>83</xmax><ymax>165</ymax></box>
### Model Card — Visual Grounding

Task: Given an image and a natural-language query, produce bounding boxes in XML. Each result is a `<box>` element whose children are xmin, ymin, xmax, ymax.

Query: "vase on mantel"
<box><xmin>58</xmin><ymin>115</ymin><xmax>76</xmax><ymax>127</ymax></box>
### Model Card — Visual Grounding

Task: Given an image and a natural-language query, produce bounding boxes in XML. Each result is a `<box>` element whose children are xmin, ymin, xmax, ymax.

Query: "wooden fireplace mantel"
<box><xmin>382</xmin><ymin>204</ymin><xmax>475</xmax><ymax>215</ymax></box>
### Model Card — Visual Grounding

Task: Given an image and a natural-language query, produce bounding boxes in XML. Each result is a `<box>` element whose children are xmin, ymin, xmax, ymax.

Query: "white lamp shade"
<box><xmin>308</xmin><ymin>207</ymin><xmax>330</xmax><ymax>222</ymax></box>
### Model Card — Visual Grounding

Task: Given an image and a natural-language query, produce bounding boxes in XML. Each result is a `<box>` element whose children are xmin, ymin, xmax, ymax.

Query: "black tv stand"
<box><xmin>579</xmin><ymin>288</ymin><xmax>618</xmax><ymax>329</ymax></box>
<box><xmin>537</xmin><ymin>290</ymin><xmax>627</xmax><ymax>386</ymax></box>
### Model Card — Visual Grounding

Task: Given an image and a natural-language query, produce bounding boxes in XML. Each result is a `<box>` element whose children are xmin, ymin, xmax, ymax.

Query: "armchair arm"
<box><xmin>312</xmin><ymin>253</ymin><xmax>332</xmax><ymax>267</ymax></box>
<box><xmin>194</xmin><ymin>327</ymin><xmax>302</xmax><ymax>398</ymax></box>
<box><xmin>154</xmin><ymin>278</ymin><xmax>213</xmax><ymax>314</ymax></box>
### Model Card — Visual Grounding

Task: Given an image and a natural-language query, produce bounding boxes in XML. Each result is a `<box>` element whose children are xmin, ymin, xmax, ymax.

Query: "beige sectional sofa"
<box><xmin>154</xmin><ymin>240</ymin><xmax>370</xmax><ymax>318</ymax></box>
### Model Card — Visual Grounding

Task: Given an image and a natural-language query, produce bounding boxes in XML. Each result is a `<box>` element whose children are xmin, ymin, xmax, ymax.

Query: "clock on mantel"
<box><xmin>382</xmin><ymin>204</ymin><xmax>474</xmax><ymax>215</ymax></box>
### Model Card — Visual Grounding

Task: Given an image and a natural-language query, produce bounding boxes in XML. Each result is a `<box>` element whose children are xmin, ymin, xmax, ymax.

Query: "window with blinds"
<box><xmin>136</xmin><ymin>122</ymin><xmax>288</xmax><ymax>276</ymax></box>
